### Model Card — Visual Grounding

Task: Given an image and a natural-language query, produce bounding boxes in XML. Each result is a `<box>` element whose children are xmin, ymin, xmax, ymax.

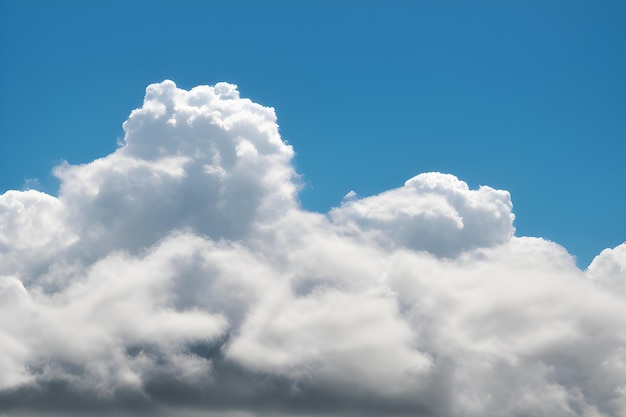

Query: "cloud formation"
<box><xmin>1</xmin><ymin>81</ymin><xmax>625</xmax><ymax>417</ymax></box>
<box><xmin>330</xmin><ymin>172</ymin><xmax>514</xmax><ymax>256</ymax></box>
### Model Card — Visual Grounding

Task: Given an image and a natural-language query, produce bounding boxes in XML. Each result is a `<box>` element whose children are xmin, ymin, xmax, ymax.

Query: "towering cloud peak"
<box><xmin>0</xmin><ymin>81</ymin><xmax>625</xmax><ymax>417</ymax></box>
<box><xmin>53</xmin><ymin>81</ymin><xmax>298</xmax><ymax>257</ymax></box>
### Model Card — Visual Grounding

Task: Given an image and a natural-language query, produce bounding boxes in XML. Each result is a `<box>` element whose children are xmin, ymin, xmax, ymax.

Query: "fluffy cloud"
<box><xmin>54</xmin><ymin>81</ymin><xmax>297</xmax><ymax>260</ymax></box>
<box><xmin>587</xmin><ymin>243</ymin><xmax>626</xmax><ymax>294</ymax></box>
<box><xmin>0</xmin><ymin>81</ymin><xmax>625</xmax><ymax>417</ymax></box>
<box><xmin>330</xmin><ymin>172</ymin><xmax>514</xmax><ymax>256</ymax></box>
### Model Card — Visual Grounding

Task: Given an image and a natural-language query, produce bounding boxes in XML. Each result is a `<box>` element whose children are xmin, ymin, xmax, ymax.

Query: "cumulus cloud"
<box><xmin>587</xmin><ymin>243</ymin><xmax>626</xmax><ymax>294</ymax></box>
<box><xmin>0</xmin><ymin>81</ymin><xmax>625</xmax><ymax>417</ymax></box>
<box><xmin>330</xmin><ymin>172</ymin><xmax>515</xmax><ymax>256</ymax></box>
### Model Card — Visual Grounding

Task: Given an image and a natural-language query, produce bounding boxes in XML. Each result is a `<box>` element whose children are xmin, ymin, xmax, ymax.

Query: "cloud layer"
<box><xmin>1</xmin><ymin>81</ymin><xmax>625</xmax><ymax>417</ymax></box>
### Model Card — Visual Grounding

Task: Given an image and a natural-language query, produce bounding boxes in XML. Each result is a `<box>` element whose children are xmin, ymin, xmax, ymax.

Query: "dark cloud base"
<box><xmin>0</xmin><ymin>355</ymin><xmax>441</xmax><ymax>417</ymax></box>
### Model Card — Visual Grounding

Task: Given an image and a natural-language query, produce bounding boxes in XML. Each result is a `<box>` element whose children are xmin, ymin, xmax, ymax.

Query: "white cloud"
<box><xmin>52</xmin><ymin>80</ymin><xmax>298</xmax><ymax>261</ymax></box>
<box><xmin>0</xmin><ymin>81</ymin><xmax>625</xmax><ymax>417</ymax></box>
<box><xmin>330</xmin><ymin>172</ymin><xmax>515</xmax><ymax>256</ymax></box>
<box><xmin>587</xmin><ymin>243</ymin><xmax>626</xmax><ymax>294</ymax></box>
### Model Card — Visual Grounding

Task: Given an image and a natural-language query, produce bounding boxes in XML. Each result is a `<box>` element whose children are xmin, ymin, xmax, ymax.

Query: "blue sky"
<box><xmin>1</xmin><ymin>0</ymin><xmax>625</xmax><ymax>267</ymax></box>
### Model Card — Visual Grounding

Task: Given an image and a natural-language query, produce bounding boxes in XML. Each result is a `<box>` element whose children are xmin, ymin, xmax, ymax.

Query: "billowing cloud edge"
<box><xmin>0</xmin><ymin>81</ymin><xmax>625</xmax><ymax>417</ymax></box>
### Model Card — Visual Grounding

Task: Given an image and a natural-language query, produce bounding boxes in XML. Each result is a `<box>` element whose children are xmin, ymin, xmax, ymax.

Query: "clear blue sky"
<box><xmin>1</xmin><ymin>0</ymin><xmax>624</xmax><ymax>267</ymax></box>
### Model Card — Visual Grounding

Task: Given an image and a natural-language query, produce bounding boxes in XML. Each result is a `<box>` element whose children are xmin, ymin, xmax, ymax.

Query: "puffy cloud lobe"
<box><xmin>330</xmin><ymin>172</ymin><xmax>515</xmax><ymax>256</ymax></box>
<box><xmin>0</xmin><ymin>81</ymin><xmax>625</xmax><ymax>417</ymax></box>
<box><xmin>587</xmin><ymin>243</ymin><xmax>626</xmax><ymax>294</ymax></box>
<box><xmin>227</xmin><ymin>286</ymin><xmax>432</xmax><ymax>395</ymax></box>
<box><xmin>386</xmin><ymin>238</ymin><xmax>626</xmax><ymax>416</ymax></box>
<box><xmin>0</xmin><ymin>190</ymin><xmax>77</xmax><ymax>282</ymax></box>
<box><xmin>0</xmin><ymin>233</ymin><xmax>227</xmax><ymax>392</ymax></box>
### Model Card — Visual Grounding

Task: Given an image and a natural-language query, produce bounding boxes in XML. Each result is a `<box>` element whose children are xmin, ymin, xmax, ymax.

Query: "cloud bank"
<box><xmin>1</xmin><ymin>81</ymin><xmax>625</xmax><ymax>417</ymax></box>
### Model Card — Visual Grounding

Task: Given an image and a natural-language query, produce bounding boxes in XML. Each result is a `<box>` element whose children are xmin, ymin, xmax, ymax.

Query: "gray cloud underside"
<box><xmin>1</xmin><ymin>81</ymin><xmax>625</xmax><ymax>417</ymax></box>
